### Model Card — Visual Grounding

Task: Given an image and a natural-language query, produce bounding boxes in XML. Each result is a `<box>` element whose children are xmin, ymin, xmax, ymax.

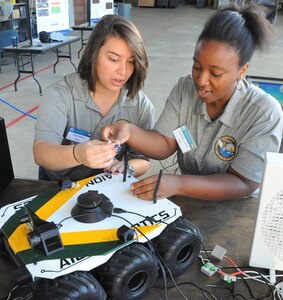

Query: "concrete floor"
<box><xmin>1</xmin><ymin>5</ymin><xmax>283</xmax><ymax>181</ymax></box>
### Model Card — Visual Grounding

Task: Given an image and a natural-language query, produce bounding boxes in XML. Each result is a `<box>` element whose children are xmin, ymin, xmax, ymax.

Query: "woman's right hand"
<box><xmin>74</xmin><ymin>140</ymin><xmax>120</xmax><ymax>169</ymax></box>
<box><xmin>100</xmin><ymin>122</ymin><xmax>131</xmax><ymax>144</ymax></box>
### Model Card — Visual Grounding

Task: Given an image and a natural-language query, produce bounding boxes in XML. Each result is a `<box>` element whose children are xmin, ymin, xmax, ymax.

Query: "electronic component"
<box><xmin>211</xmin><ymin>245</ymin><xmax>227</xmax><ymax>261</ymax></box>
<box><xmin>117</xmin><ymin>225</ymin><xmax>135</xmax><ymax>242</ymax></box>
<box><xmin>220</xmin><ymin>274</ymin><xmax>237</xmax><ymax>283</ymax></box>
<box><xmin>58</xmin><ymin>177</ymin><xmax>76</xmax><ymax>190</ymax></box>
<box><xmin>19</xmin><ymin>205</ymin><xmax>64</xmax><ymax>256</ymax></box>
<box><xmin>201</xmin><ymin>262</ymin><xmax>217</xmax><ymax>277</ymax></box>
<box><xmin>71</xmin><ymin>191</ymin><xmax>113</xmax><ymax>223</ymax></box>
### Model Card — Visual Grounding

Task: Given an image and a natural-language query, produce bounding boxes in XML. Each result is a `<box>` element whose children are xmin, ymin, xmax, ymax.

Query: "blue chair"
<box><xmin>0</xmin><ymin>30</ymin><xmax>18</xmax><ymax>73</ymax></box>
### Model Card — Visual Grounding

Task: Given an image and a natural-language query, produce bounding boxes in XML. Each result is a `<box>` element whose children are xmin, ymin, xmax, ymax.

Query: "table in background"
<box><xmin>0</xmin><ymin>179</ymin><xmax>276</xmax><ymax>300</ymax></box>
<box><xmin>2</xmin><ymin>35</ymin><xmax>80</xmax><ymax>95</ymax></box>
<box><xmin>71</xmin><ymin>23</ymin><xmax>96</xmax><ymax>58</ymax></box>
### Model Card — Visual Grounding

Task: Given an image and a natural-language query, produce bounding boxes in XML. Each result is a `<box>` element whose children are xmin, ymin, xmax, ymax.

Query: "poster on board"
<box><xmin>36</xmin><ymin>0</ymin><xmax>70</xmax><ymax>34</ymax></box>
<box><xmin>89</xmin><ymin>0</ymin><xmax>114</xmax><ymax>24</ymax></box>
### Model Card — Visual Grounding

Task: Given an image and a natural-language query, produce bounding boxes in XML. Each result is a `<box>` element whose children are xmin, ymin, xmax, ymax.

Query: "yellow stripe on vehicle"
<box><xmin>7</xmin><ymin>177</ymin><xmax>93</xmax><ymax>253</ymax></box>
<box><xmin>8</xmin><ymin>224</ymin><xmax>31</xmax><ymax>253</ymax></box>
<box><xmin>61</xmin><ymin>228</ymin><xmax>120</xmax><ymax>245</ymax></box>
<box><xmin>8</xmin><ymin>223</ymin><xmax>162</xmax><ymax>253</ymax></box>
<box><xmin>61</xmin><ymin>224</ymin><xmax>161</xmax><ymax>245</ymax></box>
<box><xmin>35</xmin><ymin>177</ymin><xmax>93</xmax><ymax>220</ymax></box>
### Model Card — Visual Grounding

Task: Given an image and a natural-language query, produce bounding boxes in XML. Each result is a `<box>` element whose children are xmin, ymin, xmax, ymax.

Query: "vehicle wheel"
<box><xmin>0</xmin><ymin>232</ymin><xmax>13</xmax><ymax>261</ymax></box>
<box><xmin>153</xmin><ymin>216</ymin><xmax>203</xmax><ymax>276</ymax></box>
<box><xmin>0</xmin><ymin>232</ymin><xmax>5</xmax><ymax>252</ymax></box>
<box><xmin>97</xmin><ymin>243</ymin><xmax>159</xmax><ymax>300</ymax></box>
<box><xmin>34</xmin><ymin>271</ymin><xmax>107</xmax><ymax>300</ymax></box>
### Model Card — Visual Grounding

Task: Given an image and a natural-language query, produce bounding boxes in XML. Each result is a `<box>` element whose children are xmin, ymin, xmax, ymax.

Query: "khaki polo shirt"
<box><xmin>35</xmin><ymin>72</ymin><xmax>154</xmax><ymax>181</ymax></box>
<box><xmin>155</xmin><ymin>75</ymin><xmax>283</xmax><ymax>183</ymax></box>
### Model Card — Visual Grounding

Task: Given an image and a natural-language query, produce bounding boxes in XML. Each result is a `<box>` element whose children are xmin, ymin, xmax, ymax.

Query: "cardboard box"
<box><xmin>138</xmin><ymin>0</ymin><xmax>155</xmax><ymax>7</ymax></box>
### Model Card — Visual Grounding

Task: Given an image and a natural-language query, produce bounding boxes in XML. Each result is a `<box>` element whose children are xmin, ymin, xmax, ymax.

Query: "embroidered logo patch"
<box><xmin>215</xmin><ymin>136</ymin><xmax>236</xmax><ymax>161</ymax></box>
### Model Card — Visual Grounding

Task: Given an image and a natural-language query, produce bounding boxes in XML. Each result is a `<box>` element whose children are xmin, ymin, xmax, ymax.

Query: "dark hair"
<box><xmin>197</xmin><ymin>2</ymin><xmax>274</xmax><ymax>67</ymax></box>
<box><xmin>78</xmin><ymin>15</ymin><xmax>148</xmax><ymax>99</ymax></box>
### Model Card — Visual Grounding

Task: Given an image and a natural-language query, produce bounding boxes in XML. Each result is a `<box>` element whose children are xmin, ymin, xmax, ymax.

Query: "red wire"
<box><xmin>218</xmin><ymin>256</ymin><xmax>246</xmax><ymax>277</ymax></box>
<box><xmin>225</xmin><ymin>255</ymin><xmax>238</xmax><ymax>268</ymax></box>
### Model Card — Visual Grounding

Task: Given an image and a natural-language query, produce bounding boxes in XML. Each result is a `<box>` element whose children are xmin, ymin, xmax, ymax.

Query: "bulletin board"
<box><xmin>35</xmin><ymin>0</ymin><xmax>69</xmax><ymax>33</ymax></box>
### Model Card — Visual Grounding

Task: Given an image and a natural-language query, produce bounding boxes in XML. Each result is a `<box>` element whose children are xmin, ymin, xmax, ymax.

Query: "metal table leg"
<box><xmin>14</xmin><ymin>53</ymin><xmax>42</xmax><ymax>95</ymax></box>
<box><xmin>53</xmin><ymin>45</ymin><xmax>77</xmax><ymax>74</ymax></box>
<box><xmin>78</xmin><ymin>30</ymin><xmax>84</xmax><ymax>59</ymax></box>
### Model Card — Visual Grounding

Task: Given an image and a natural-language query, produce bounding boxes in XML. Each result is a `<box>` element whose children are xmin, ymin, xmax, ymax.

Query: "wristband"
<box><xmin>73</xmin><ymin>144</ymin><xmax>80</xmax><ymax>163</ymax></box>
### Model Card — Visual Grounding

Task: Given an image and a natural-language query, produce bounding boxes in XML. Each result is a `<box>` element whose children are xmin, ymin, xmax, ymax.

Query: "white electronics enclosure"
<box><xmin>249</xmin><ymin>152</ymin><xmax>283</xmax><ymax>283</ymax></box>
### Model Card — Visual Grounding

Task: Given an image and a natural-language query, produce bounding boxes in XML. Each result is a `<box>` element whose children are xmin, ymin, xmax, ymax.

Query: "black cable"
<box><xmin>236</xmin><ymin>275</ymin><xmax>256</xmax><ymax>299</ymax></box>
<box><xmin>146</xmin><ymin>242</ymin><xmax>169</xmax><ymax>300</ymax></box>
<box><xmin>185</xmin><ymin>282</ymin><xmax>218</xmax><ymax>300</ymax></box>
<box><xmin>129</xmin><ymin>221</ymin><xmax>189</xmax><ymax>300</ymax></box>
<box><xmin>162</xmin><ymin>281</ymin><xmax>219</xmax><ymax>300</ymax></box>
<box><xmin>232</xmin><ymin>293</ymin><xmax>250</xmax><ymax>300</ymax></box>
<box><xmin>116</xmin><ymin>208</ymin><xmax>223</xmax><ymax>300</ymax></box>
<box><xmin>205</xmin><ymin>264</ymin><xmax>275</xmax><ymax>300</ymax></box>
<box><xmin>118</xmin><ymin>208</ymin><xmax>208</xmax><ymax>263</ymax></box>
<box><xmin>57</xmin><ymin>208</ymin><xmax>275</xmax><ymax>300</ymax></box>
<box><xmin>160</xmin><ymin>218</ymin><xmax>211</xmax><ymax>261</ymax></box>
<box><xmin>251</xmin><ymin>267</ymin><xmax>275</xmax><ymax>300</ymax></box>
<box><xmin>5</xmin><ymin>284</ymin><xmax>33</xmax><ymax>300</ymax></box>
<box><xmin>113</xmin><ymin>208</ymin><xmax>177</xmax><ymax>300</ymax></box>
<box><xmin>112</xmin><ymin>211</ymin><xmax>174</xmax><ymax>300</ymax></box>
<box><xmin>57</xmin><ymin>210</ymin><xmax>179</xmax><ymax>299</ymax></box>
<box><xmin>113</xmin><ymin>209</ymin><xmax>190</xmax><ymax>299</ymax></box>
<box><xmin>204</xmin><ymin>284</ymin><xmax>233</xmax><ymax>299</ymax></box>
<box><xmin>116</xmin><ymin>209</ymin><xmax>277</xmax><ymax>300</ymax></box>
<box><xmin>220</xmin><ymin>266</ymin><xmax>275</xmax><ymax>300</ymax></box>
<box><xmin>159</xmin><ymin>153</ymin><xmax>179</xmax><ymax>174</ymax></box>
<box><xmin>201</xmin><ymin>288</ymin><xmax>218</xmax><ymax>300</ymax></box>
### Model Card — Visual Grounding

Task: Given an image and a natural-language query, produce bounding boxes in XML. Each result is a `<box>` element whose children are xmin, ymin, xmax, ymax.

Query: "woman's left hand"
<box><xmin>130</xmin><ymin>174</ymin><xmax>178</xmax><ymax>201</ymax></box>
<box><xmin>104</xmin><ymin>160</ymin><xmax>125</xmax><ymax>175</ymax></box>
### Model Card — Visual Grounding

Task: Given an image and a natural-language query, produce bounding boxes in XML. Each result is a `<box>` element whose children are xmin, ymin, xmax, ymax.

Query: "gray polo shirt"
<box><xmin>35</xmin><ymin>72</ymin><xmax>154</xmax><ymax>181</ymax></box>
<box><xmin>155</xmin><ymin>75</ymin><xmax>283</xmax><ymax>183</ymax></box>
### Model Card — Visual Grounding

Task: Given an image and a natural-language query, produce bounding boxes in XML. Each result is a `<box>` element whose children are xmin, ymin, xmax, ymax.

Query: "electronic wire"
<box><xmin>166</xmin><ymin>281</ymin><xmax>221</xmax><ymax>300</ymax></box>
<box><xmin>199</xmin><ymin>250</ymin><xmax>280</xmax><ymax>300</ymax></box>
<box><xmin>113</xmin><ymin>208</ymin><xmax>189</xmax><ymax>299</ymax></box>
<box><xmin>159</xmin><ymin>153</ymin><xmax>180</xmax><ymax>175</ymax></box>
<box><xmin>119</xmin><ymin>209</ymin><xmax>218</xmax><ymax>300</ymax></box>
<box><xmin>58</xmin><ymin>208</ymin><xmax>190</xmax><ymax>300</ymax></box>
<box><xmin>129</xmin><ymin>220</ymin><xmax>189</xmax><ymax>300</ymax></box>
<box><xmin>5</xmin><ymin>284</ymin><xmax>33</xmax><ymax>300</ymax></box>
<box><xmin>21</xmin><ymin>205</ymin><xmax>283</xmax><ymax>300</ymax></box>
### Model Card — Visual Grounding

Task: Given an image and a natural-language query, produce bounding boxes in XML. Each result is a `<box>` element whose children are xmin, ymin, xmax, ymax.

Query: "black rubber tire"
<box><xmin>0</xmin><ymin>231</ymin><xmax>5</xmax><ymax>252</ymax></box>
<box><xmin>34</xmin><ymin>271</ymin><xmax>107</xmax><ymax>300</ymax></box>
<box><xmin>0</xmin><ymin>231</ymin><xmax>13</xmax><ymax>261</ymax></box>
<box><xmin>153</xmin><ymin>216</ymin><xmax>203</xmax><ymax>276</ymax></box>
<box><xmin>97</xmin><ymin>243</ymin><xmax>159</xmax><ymax>300</ymax></box>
